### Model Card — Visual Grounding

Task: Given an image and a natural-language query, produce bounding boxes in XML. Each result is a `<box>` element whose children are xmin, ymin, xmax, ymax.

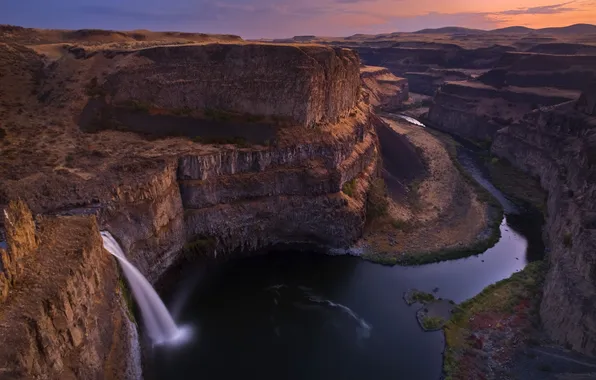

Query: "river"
<box><xmin>143</xmin><ymin>117</ymin><xmax>544</xmax><ymax>380</ymax></box>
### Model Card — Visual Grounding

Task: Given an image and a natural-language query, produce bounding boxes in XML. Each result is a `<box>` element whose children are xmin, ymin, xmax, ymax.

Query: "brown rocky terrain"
<box><xmin>0</xmin><ymin>29</ymin><xmax>383</xmax><ymax>379</ymax></box>
<box><xmin>360</xmin><ymin>65</ymin><xmax>408</xmax><ymax>111</ymax></box>
<box><xmin>479</xmin><ymin>52</ymin><xmax>596</xmax><ymax>91</ymax></box>
<box><xmin>492</xmin><ymin>90</ymin><xmax>596</xmax><ymax>357</ymax></box>
<box><xmin>359</xmin><ymin>115</ymin><xmax>497</xmax><ymax>264</ymax></box>
<box><xmin>0</xmin><ymin>201</ymin><xmax>139</xmax><ymax>379</ymax></box>
<box><xmin>427</xmin><ymin>81</ymin><xmax>580</xmax><ymax>140</ymax></box>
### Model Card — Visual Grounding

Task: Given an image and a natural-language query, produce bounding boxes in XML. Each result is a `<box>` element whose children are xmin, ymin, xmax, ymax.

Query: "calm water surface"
<box><xmin>144</xmin><ymin>121</ymin><xmax>544</xmax><ymax>380</ymax></box>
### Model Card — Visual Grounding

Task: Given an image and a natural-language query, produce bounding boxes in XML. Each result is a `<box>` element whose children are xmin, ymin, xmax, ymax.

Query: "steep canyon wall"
<box><xmin>492</xmin><ymin>93</ymin><xmax>596</xmax><ymax>356</ymax></box>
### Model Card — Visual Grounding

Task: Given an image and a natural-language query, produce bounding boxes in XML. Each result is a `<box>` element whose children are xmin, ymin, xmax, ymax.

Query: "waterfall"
<box><xmin>101</xmin><ymin>231</ymin><xmax>181</xmax><ymax>345</ymax></box>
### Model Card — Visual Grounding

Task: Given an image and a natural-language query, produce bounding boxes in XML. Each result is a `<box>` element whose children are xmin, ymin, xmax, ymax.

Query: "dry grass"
<box><xmin>361</xmin><ymin>117</ymin><xmax>495</xmax><ymax>264</ymax></box>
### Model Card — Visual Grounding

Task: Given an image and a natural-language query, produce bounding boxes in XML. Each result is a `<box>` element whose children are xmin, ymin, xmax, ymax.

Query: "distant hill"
<box><xmin>412</xmin><ymin>24</ymin><xmax>596</xmax><ymax>35</ymax></box>
<box><xmin>414</xmin><ymin>27</ymin><xmax>485</xmax><ymax>34</ymax></box>
<box><xmin>488</xmin><ymin>26</ymin><xmax>534</xmax><ymax>34</ymax></box>
<box><xmin>537</xmin><ymin>24</ymin><xmax>596</xmax><ymax>35</ymax></box>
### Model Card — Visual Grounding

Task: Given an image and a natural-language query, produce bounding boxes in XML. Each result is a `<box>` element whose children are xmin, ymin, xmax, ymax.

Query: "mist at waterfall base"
<box><xmin>100</xmin><ymin>231</ymin><xmax>191</xmax><ymax>346</ymax></box>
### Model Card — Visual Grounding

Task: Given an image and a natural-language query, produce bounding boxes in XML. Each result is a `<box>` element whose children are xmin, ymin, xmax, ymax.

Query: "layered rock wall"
<box><xmin>103</xmin><ymin>44</ymin><xmax>361</xmax><ymax>127</ymax></box>
<box><xmin>492</xmin><ymin>95</ymin><xmax>596</xmax><ymax>356</ymax></box>
<box><xmin>360</xmin><ymin>66</ymin><xmax>408</xmax><ymax>110</ymax></box>
<box><xmin>427</xmin><ymin>81</ymin><xmax>580</xmax><ymax>140</ymax></box>
<box><xmin>480</xmin><ymin>52</ymin><xmax>596</xmax><ymax>90</ymax></box>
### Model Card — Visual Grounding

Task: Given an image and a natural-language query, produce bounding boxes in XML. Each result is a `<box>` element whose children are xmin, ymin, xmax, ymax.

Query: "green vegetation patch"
<box><xmin>183</xmin><ymin>236</ymin><xmax>217</xmax><ymax>260</ymax></box>
<box><xmin>193</xmin><ymin>135</ymin><xmax>250</xmax><ymax>147</ymax></box>
<box><xmin>120</xmin><ymin>100</ymin><xmax>152</xmax><ymax>112</ymax></box>
<box><xmin>443</xmin><ymin>261</ymin><xmax>546</xmax><ymax>379</ymax></box>
<box><xmin>422</xmin><ymin>316</ymin><xmax>445</xmax><ymax>331</ymax></box>
<box><xmin>366</xmin><ymin>178</ymin><xmax>389</xmax><ymax>220</ymax></box>
<box><xmin>391</xmin><ymin>219</ymin><xmax>414</xmax><ymax>232</ymax></box>
<box><xmin>342</xmin><ymin>178</ymin><xmax>357</xmax><ymax>198</ymax></box>
<box><xmin>117</xmin><ymin>275</ymin><xmax>136</xmax><ymax>324</ymax></box>
<box><xmin>405</xmin><ymin>289</ymin><xmax>436</xmax><ymax>305</ymax></box>
<box><xmin>563</xmin><ymin>232</ymin><xmax>573</xmax><ymax>248</ymax></box>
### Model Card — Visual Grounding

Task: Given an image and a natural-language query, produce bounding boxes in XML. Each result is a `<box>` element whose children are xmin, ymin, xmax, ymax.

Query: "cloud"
<box><xmin>498</xmin><ymin>1</ymin><xmax>577</xmax><ymax>15</ymax></box>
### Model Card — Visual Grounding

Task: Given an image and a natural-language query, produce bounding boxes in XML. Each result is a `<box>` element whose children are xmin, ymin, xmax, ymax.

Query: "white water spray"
<box><xmin>101</xmin><ymin>231</ymin><xmax>184</xmax><ymax>345</ymax></box>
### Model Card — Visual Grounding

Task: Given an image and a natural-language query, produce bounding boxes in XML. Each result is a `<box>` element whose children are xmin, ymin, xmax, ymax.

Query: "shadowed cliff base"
<box><xmin>358</xmin><ymin>116</ymin><xmax>500</xmax><ymax>265</ymax></box>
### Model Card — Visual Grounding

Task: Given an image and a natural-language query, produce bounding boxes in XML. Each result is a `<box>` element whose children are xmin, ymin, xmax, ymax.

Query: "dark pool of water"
<box><xmin>143</xmin><ymin>121</ymin><xmax>544</xmax><ymax>380</ymax></box>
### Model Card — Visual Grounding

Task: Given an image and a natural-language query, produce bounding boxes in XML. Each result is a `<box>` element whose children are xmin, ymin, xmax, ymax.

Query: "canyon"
<box><xmin>1</xmin><ymin>23</ymin><xmax>596</xmax><ymax>380</ymax></box>
<box><xmin>0</xmin><ymin>31</ymin><xmax>384</xmax><ymax>379</ymax></box>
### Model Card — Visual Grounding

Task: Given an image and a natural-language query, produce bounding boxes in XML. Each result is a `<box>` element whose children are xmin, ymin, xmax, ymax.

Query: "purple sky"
<box><xmin>1</xmin><ymin>0</ymin><xmax>595</xmax><ymax>39</ymax></box>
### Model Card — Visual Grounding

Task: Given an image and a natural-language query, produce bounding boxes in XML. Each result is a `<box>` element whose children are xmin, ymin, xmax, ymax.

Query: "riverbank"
<box><xmin>443</xmin><ymin>260</ymin><xmax>596</xmax><ymax>380</ymax></box>
<box><xmin>360</xmin><ymin>115</ymin><xmax>501</xmax><ymax>265</ymax></box>
<box><xmin>443</xmin><ymin>261</ymin><xmax>546</xmax><ymax>379</ymax></box>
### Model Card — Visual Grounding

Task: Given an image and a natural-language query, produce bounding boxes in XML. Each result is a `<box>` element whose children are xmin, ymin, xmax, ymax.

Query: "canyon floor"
<box><xmin>360</xmin><ymin>115</ymin><xmax>497</xmax><ymax>264</ymax></box>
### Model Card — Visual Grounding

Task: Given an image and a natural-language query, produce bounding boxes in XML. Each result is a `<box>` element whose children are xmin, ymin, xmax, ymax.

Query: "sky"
<box><xmin>1</xmin><ymin>0</ymin><xmax>595</xmax><ymax>39</ymax></box>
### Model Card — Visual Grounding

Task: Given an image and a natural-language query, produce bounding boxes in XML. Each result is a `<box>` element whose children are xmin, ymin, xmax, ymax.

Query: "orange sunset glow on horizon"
<box><xmin>1</xmin><ymin>0</ymin><xmax>595</xmax><ymax>38</ymax></box>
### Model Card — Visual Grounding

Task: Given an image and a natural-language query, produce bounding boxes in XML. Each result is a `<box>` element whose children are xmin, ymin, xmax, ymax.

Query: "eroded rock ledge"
<box><xmin>491</xmin><ymin>90</ymin><xmax>596</xmax><ymax>356</ymax></box>
<box><xmin>427</xmin><ymin>81</ymin><xmax>580</xmax><ymax>141</ymax></box>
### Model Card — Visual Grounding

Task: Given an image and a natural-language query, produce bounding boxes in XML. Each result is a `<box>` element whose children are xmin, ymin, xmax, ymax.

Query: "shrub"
<box><xmin>421</xmin><ymin>316</ymin><xmax>444</xmax><ymax>330</ymax></box>
<box><xmin>342</xmin><ymin>178</ymin><xmax>357</xmax><ymax>197</ymax></box>
<box><xmin>85</xmin><ymin>77</ymin><xmax>106</xmax><ymax>98</ymax></box>
<box><xmin>391</xmin><ymin>219</ymin><xmax>413</xmax><ymax>232</ymax></box>
<box><xmin>411</xmin><ymin>290</ymin><xmax>436</xmax><ymax>304</ymax></box>
<box><xmin>563</xmin><ymin>233</ymin><xmax>573</xmax><ymax>248</ymax></box>
<box><xmin>367</xmin><ymin>178</ymin><xmax>388</xmax><ymax>219</ymax></box>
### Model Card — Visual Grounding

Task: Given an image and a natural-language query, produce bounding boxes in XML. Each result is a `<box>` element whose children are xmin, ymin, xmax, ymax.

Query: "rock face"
<box><xmin>427</xmin><ymin>81</ymin><xmax>580</xmax><ymax>140</ymax></box>
<box><xmin>354</xmin><ymin>45</ymin><xmax>512</xmax><ymax>94</ymax></box>
<box><xmin>479</xmin><ymin>52</ymin><xmax>596</xmax><ymax>90</ymax></box>
<box><xmin>360</xmin><ymin>66</ymin><xmax>408</xmax><ymax>110</ymax></box>
<box><xmin>404</xmin><ymin>70</ymin><xmax>469</xmax><ymax>96</ymax></box>
<box><xmin>0</xmin><ymin>200</ymin><xmax>38</xmax><ymax>301</ymax></box>
<box><xmin>0</xmin><ymin>202</ymin><xmax>140</xmax><ymax>379</ymax></box>
<box><xmin>103</xmin><ymin>44</ymin><xmax>360</xmax><ymax>128</ymax></box>
<box><xmin>492</xmin><ymin>92</ymin><xmax>596</xmax><ymax>356</ymax></box>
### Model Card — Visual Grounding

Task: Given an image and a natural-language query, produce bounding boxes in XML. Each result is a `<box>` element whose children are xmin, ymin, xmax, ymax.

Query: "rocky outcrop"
<box><xmin>100</xmin><ymin>44</ymin><xmax>360</xmax><ymax>128</ymax></box>
<box><xmin>427</xmin><ymin>81</ymin><xmax>580</xmax><ymax>140</ymax></box>
<box><xmin>404</xmin><ymin>69</ymin><xmax>469</xmax><ymax>96</ymax></box>
<box><xmin>479</xmin><ymin>52</ymin><xmax>596</xmax><ymax>90</ymax></box>
<box><xmin>0</xmin><ymin>202</ymin><xmax>140</xmax><ymax>379</ymax></box>
<box><xmin>0</xmin><ymin>200</ymin><xmax>38</xmax><ymax>301</ymax></box>
<box><xmin>491</xmin><ymin>92</ymin><xmax>596</xmax><ymax>356</ymax></box>
<box><xmin>360</xmin><ymin>66</ymin><xmax>408</xmax><ymax>110</ymax></box>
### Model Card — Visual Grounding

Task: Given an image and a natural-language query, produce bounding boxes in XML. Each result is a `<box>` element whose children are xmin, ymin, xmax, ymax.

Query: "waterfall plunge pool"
<box><xmin>138</xmin><ymin>120</ymin><xmax>544</xmax><ymax>380</ymax></box>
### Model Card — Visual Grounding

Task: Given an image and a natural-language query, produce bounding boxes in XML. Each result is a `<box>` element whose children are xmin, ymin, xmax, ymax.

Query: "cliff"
<box><xmin>479</xmin><ymin>52</ymin><xmax>596</xmax><ymax>90</ymax></box>
<box><xmin>427</xmin><ymin>81</ymin><xmax>580</xmax><ymax>140</ymax></box>
<box><xmin>491</xmin><ymin>91</ymin><xmax>596</xmax><ymax>356</ymax></box>
<box><xmin>97</xmin><ymin>43</ymin><xmax>360</xmax><ymax>128</ymax></box>
<box><xmin>360</xmin><ymin>65</ymin><xmax>408</xmax><ymax>110</ymax></box>
<box><xmin>1</xmin><ymin>40</ymin><xmax>379</xmax><ymax>280</ymax></box>
<box><xmin>0</xmin><ymin>201</ymin><xmax>140</xmax><ymax>379</ymax></box>
<box><xmin>404</xmin><ymin>69</ymin><xmax>469</xmax><ymax>96</ymax></box>
<box><xmin>354</xmin><ymin>45</ymin><xmax>512</xmax><ymax>94</ymax></box>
